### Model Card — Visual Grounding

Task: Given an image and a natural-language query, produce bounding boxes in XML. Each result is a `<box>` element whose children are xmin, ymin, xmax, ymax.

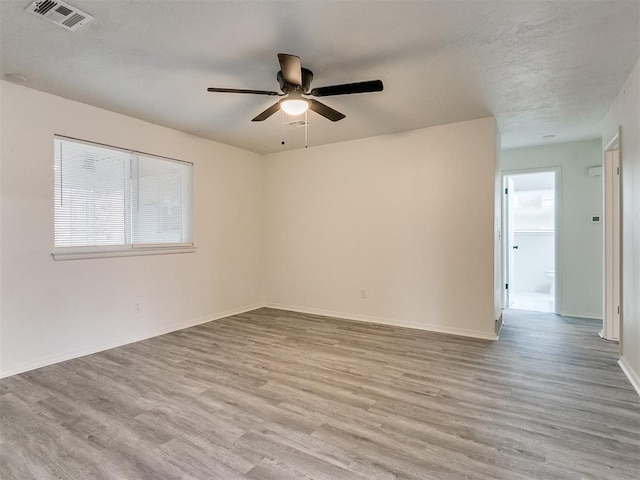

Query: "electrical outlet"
<box><xmin>360</xmin><ymin>289</ymin><xmax>366</xmax><ymax>298</ymax></box>
<box><xmin>135</xmin><ymin>303</ymin><xmax>141</xmax><ymax>314</ymax></box>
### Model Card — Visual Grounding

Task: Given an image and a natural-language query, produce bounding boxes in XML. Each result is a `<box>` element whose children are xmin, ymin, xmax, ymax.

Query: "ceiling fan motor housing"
<box><xmin>278</xmin><ymin>68</ymin><xmax>314</xmax><ymax>94</ymax></box>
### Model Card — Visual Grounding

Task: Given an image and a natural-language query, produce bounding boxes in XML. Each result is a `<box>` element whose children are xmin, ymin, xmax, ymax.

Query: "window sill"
<box><xmin>51</xmin><ymin>245</ymin><xmax>196</xmax><ymax>261</ymax></box>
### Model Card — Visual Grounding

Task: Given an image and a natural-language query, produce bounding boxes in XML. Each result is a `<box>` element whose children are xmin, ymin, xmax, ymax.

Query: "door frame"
<box><xmin>603</xmin><ymin>129</ymin><xmax>622</xmax><ymax>343</ymax></box>
<box><xmin>503</xmin><ymin>177</ymin><xmax>516</xmax><ymax>308</ymax></box>
<box><xmin>502</xmin><ymin>167</ymin><xmax>562</xmax><ymax>314</ymax></box>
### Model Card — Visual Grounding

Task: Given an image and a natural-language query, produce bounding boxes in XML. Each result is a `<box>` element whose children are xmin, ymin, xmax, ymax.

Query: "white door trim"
<box><xmin>603</xmin><ymin>130</ymin><xmax>622</xmax><ymax>343</ymax></box>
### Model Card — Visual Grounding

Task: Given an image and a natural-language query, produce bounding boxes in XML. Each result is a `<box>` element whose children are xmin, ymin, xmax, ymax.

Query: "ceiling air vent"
<box><xmin>26</xmin><ymin>0</ymin><xmax>93</xmax><ymax>31</ymax></box>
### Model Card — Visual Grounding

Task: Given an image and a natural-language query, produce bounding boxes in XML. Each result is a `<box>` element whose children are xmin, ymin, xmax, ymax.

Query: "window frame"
<box><xmin>51</xmin><ymin>135</ymin><xmax>196</xmax><ymax>261</ymax></box>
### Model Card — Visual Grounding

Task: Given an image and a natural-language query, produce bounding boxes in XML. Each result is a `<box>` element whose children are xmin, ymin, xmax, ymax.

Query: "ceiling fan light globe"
<box><xmin>280</xmin><ymin>99</ymin><xmax>309</xmax><ymax>116</ymax></box>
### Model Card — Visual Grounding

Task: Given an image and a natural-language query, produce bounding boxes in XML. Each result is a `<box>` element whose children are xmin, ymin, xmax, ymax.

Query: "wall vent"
<box><xmin>26</xmin><ymin>0</ymin><xmax>93</xmax><ymax>31</ymax></box>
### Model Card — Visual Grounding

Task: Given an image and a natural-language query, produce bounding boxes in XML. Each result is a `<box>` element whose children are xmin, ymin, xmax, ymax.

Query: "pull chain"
<box><xmin>281</xmin><ymin>111</ymin><xmax>286</xmax><ymax>146</ymax></box>
<box><xmin>305</xmin><ymin>110</ymin><xmax>308</xmax><ymax>148</ymax></box>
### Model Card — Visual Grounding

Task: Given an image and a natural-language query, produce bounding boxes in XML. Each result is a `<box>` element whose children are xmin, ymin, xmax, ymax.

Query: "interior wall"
<box><xmin>501</xmin><ymin>139</ymin><xmax>604</xmax><ymax>319</ymax></box>
<box><xmin>603</xmin><ymin>57</ymin><xmax>640</xmax><ymax>394</ymax></box>
<box><xmin>0</xmin><ymin>81</ymin><xmax>265</xmax><ymax>377</ymax></box>
<box><xmin>264</xmin><ymin>118</ymin><xmax>498</xmax><ymax>339</ymax></box>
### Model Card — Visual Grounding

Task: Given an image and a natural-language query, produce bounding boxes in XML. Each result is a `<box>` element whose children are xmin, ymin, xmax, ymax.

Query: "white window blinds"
<box><xmin>54</xmin><ymin>137</ymin><xmax>193</xmax><ymax>250</ymax></box>
<box><xmin>131</xmin><ymin>153</ymin><xmax>193</xmax><ymax>245</ymax></box>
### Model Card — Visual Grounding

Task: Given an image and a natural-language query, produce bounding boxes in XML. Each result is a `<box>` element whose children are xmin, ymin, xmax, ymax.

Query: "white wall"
<box><xmin>501</xmin><ymin>140</ymin><xmax>603</xmax><ymax>319</ymax></box>
<box><xmin>0</xmin><ymin>81</ymin><xmax>265</xmax><ymax>377</ymax></box>
<box><xmin>603</xmin><ymin>57</ymin><xmax>640</xmax><ymax>395</ymax></box>
<box><xmin>264</xmin><ymin>118</ymin><xmax>498</xmax><ymax>339</ymax></box>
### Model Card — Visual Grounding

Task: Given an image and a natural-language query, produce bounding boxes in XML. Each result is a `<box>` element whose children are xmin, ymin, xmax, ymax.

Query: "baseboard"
<box><xmin>0</xmin><ymin>302</ymin><xmax>263</xmax><ymax>379</ymax></box>
<box><xmin>265</xmin><ymin>302</ymin><xmax>498</xmax><ymax>340</ymax></box>
<box><xmin>618</xmin><ymin>356</ymin><xmax>640</xmax><ymax>397</ymax></box>
<box><xmin>559</xmin><ymin>310</ymin><xmax>603</xmax><ymax>320</ymax></box>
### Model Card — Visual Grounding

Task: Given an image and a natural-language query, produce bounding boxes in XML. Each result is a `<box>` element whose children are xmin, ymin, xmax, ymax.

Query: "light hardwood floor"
<box><xmin>1</xmin><ymin>308</ymin><xmax>639</xmax><ymax>479</ymax></box>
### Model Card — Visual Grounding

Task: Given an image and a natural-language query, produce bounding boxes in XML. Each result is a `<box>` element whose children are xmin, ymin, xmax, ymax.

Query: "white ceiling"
<box><xmin>1</xmin><ymin>0</ymin><xmax>638</xmax><ymax>154</ymax></box>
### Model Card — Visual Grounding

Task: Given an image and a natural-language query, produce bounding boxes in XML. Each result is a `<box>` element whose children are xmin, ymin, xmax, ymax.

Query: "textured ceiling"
<box><xmin>1</xmin><ymin>0</ymin><xmax>638</xmax><ymax>154</ymax></box>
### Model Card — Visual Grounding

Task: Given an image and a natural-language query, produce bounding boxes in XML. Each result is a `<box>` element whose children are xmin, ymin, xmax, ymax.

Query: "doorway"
<box><xmin>503</xmin><ymin>170</ymin><xmax>558</xmax><ymax>313</ymax></box>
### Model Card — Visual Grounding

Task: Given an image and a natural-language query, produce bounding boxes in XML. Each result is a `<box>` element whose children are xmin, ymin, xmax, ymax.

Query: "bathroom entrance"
<box><xmin>503</xmin><ymin>170</ymin><xmax>557</xmax><ymax>313</ymax></box>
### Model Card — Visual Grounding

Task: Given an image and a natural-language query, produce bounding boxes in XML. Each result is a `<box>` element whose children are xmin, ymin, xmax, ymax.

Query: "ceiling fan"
<box><xmin>207</xmin><ymin>53</ymin><xmax>383</xmax><ymax>122</ymax></box>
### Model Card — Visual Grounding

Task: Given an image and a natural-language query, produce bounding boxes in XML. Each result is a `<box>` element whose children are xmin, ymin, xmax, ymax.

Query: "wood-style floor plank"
<box><xmin>1</xmin><ymin>308</ymin><xmax>639</xmax><ymax>479</ymax></box>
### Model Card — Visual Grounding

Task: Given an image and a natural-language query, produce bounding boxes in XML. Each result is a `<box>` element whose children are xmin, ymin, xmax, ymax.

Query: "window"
<box><xmin>53</xmin><ymin>136</ymin><xmax>193</xmax><ymax>259</ymax></box>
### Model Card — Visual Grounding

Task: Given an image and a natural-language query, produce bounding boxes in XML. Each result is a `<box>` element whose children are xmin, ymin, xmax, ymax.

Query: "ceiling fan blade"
<box><xmin>310</xmin><ymin>80</ymin><xmax>383</xmax><ymax>97</ymax></box>
<box><xmin>277</xmin><ymin>53</ymin><xmax>302</xmax><ymax>86</ymax></box>
<box><xmin>308</xmin><ymin>99</ymin><xmax>345</xmax><ymax>122</ymax></box>
<box><xmin>252</xmin><ymin>102</ymin><xmax>282</xmax><ymax>122</ymax></box>
<box><xmin>207</xmin><ymin>87</ymin><xmax>281</xmax><ymax>96</ymax></box>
